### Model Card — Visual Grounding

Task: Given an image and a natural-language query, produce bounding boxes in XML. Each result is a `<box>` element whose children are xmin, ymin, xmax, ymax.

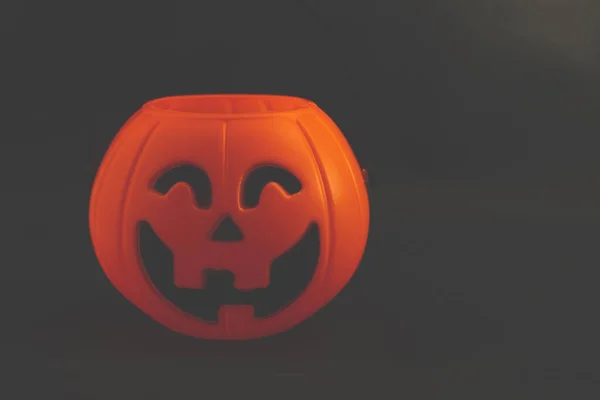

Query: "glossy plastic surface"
<box><xmin>89</xmin><ymin>94</ymin><xmax>369</xmax><ymax>340</ymax></box>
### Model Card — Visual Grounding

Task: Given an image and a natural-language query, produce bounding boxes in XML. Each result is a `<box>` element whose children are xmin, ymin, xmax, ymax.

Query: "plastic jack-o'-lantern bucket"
<box><xmin>89</xmin><ymin>94</ymin><xmax>369</xmax><ymax>340</ymax></box>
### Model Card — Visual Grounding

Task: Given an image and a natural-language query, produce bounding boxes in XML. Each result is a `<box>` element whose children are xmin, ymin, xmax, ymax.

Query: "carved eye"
<box><xmin>152</xmin><ymin>165</ymin><xmax>212</xmax><ymax>208</ymax></box>
<box><xmin>241</xmin><ymin>166</ymin><xmax>302</xmax><ymax>208</ymax></box>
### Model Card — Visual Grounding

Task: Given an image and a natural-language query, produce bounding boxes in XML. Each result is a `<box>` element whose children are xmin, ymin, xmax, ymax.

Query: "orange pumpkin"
<box><xmin>89</xmin><ymin>94</ymin><xmax>369</xmax><ymax>339</ymax></box>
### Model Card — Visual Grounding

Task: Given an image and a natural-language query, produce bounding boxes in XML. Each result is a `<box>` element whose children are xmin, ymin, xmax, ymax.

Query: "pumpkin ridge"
<box><xmin>90</xmin><ymin>109</ymin><xmax>144</xmax><ymax>233</ymax></box>
<box><xmin>118</xmin><ymin>122</ymin><xmax>161</xmax><ymax>262</ymax></box>
<box><xmin>296</xmin><ymin>118</ymin><xmax>333</xmax><ymax>281</ymax></box>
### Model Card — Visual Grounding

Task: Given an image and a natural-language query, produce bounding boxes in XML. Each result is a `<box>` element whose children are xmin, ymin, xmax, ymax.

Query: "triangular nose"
<box><xmin>211</xmin><ymin>215</ymin><xmax>244</xmax><ymax>242</ymax></box>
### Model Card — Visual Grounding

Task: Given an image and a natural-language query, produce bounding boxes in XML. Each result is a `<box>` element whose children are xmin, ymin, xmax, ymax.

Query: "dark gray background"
<box><xmin>2</xmin><ymin>0</ymin><xmax>600</xmax><ymax>398</ymax></box>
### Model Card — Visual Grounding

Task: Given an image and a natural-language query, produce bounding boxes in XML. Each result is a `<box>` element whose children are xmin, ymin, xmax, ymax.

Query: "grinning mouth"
<box><xmin>138</xmin><ymin>222</ymin><xmax>320</xmax><ymax>322</ymax></box>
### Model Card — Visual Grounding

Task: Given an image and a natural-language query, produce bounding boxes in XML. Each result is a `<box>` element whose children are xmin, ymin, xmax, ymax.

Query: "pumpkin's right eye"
<box><xmin>152</xmin><ymin>165</ymin><xmax>212</xmax><ymax>209</ymax></box>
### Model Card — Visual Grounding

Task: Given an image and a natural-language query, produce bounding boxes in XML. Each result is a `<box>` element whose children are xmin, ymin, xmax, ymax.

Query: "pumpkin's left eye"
<box><xmin>241</xmin><ymin>165</ymin><xmax>301</xmax><ymax>208</ymax></box>
<box><xmin>152</xmin><ymin>164</ymin><xmax>212</xmax><ymax>208</ymax></box>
